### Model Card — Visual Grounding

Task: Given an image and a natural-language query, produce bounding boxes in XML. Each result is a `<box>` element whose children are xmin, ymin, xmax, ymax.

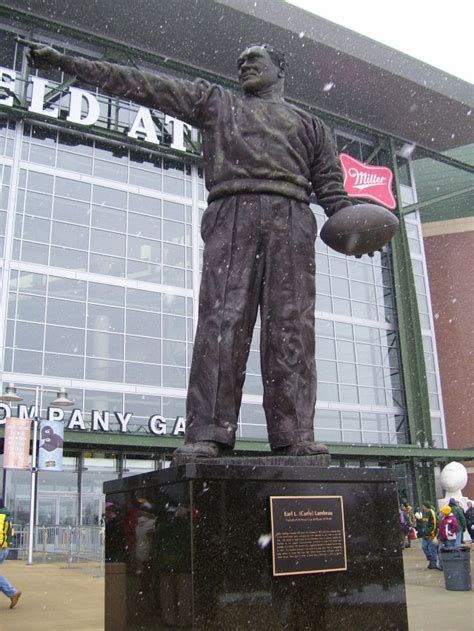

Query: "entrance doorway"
<box><xmin>37</xmin><ymin>494</ymin><xmax>78</xmax><ymax>527</ymax></box>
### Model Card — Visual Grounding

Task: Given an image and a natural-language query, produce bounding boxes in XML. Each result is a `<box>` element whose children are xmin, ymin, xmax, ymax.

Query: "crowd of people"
<box><xmin>400</xmin><ymin>498</ymin><xmax>474</xmax><ymax>571</ymax></box>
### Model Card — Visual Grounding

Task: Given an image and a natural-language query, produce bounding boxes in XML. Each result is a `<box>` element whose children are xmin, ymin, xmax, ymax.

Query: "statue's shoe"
<box><xmin>173</xmin><ymin>440</ymin><xmax>222</xmax><ymax>459</ymax></box>
<box><xmin>273</xmin><ymin>441</ymin><xmax>329</xmax><ymax>456</ymax></box>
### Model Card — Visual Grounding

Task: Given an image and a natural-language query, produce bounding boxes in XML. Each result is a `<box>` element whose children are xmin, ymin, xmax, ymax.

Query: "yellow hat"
<box><xmin>440</xmin><ymin>506</ymin><xmax>451</xmax><ymax>516</ymax></box>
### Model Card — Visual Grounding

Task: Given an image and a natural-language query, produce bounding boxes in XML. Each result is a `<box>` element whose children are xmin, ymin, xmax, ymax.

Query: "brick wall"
<box><xmin>423</xmin><ymin>226</ymin><xmax>474</xmax><ymax>498</ymax></box>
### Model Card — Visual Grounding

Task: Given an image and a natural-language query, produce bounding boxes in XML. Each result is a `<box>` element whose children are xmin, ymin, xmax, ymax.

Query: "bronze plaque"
<box><xmin>270</xmin><ymin>495</ymin><xmax>347</xmax><ymax>576</ymax></box>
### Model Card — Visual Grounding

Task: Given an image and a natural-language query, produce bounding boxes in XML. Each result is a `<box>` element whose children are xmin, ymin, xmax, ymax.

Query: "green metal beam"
<box><xmin>42</xmin><ymin>76</ymin><xmax>77</xmax><ymax>106</ymax></box>
<box><xmin>365</xmin><ymin>140</ymin><xmax>387</xmax><ymax>165</ymax></box>
<box><xmin>2</xmin><ymin>427</ymin><xmax>472</xmax><ymax>460</ymax></box>
<box><xmin>414</xmin><ymin>461</ymin><xmax>437</xmax><ymax>505</ymax></box>
<box><xmin>390</xmin><ymin>139</ymin><xmax>437</xmax><ymax>501</ymax></box>
<box><xmin>390</xmin><ymin>140</ymin><xmax>433</xmax><ymax>446</ymax></box>
<box><xmin>401</xmin><ymin>185</ymin><xmax>474</xmax><ymax>216</ymax></box>
<box><xmin>325</xmin><ymin>444</ymin><xmax>474</xmax><ymax>460</ymax></box>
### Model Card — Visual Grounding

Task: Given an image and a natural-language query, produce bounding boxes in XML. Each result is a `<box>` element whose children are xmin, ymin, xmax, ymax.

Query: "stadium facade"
<box><xmin>0</xmin><ymin>0</ymin><xmax>472</xmax><ymax>528</ymax></box>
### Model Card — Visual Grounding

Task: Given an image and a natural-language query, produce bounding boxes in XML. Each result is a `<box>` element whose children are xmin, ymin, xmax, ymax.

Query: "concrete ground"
<box><xmin>0</xmin><ymin>541</ymin><xmax>472</xmax><ymax>629</ymax></box>
<box><xmin>0</xmin><ymin>560</ymin><xmax>104</xmax><ymax>630</ymax></box>
<box><xmin>402</xmin><ymin>540</ymin><xmax>473</xmax><ymax>629</ymax></box>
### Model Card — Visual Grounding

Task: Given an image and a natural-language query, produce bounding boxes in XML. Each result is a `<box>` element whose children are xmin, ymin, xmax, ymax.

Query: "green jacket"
<box><xmin>420</xmin><ymin>508</ymin><xmax>437</xmax><ymax>539</ymax></box>
<box><xmin>0</xmin><ymin>508</ymin><xmax>13</xmax><ymax>548</ymax></box>
<box><xmin>451</xmin><ymin>505</ymin><xmax>466</xmax><ymax>531</ymax></box>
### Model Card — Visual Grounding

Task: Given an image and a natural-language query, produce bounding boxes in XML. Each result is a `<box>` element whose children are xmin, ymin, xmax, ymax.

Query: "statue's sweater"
<box><xmin>59</xmin><ymin>55</ymin><xmax>350</xmax><ymax>214</ymax></box>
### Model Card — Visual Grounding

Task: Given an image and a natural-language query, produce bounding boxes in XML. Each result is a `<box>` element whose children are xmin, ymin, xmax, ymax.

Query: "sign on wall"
<box><xmin>340</xmin><ymin>153</ymin><xmax>396</xmax><ymax>209</ymax></box>
<box><xmin>3</xmin><ymin>417</ymin><xmax>31</xmax><ymax>469</ymax></box>
<box><xmin>38</xmin><ymin>420</ymin><xmax>64</xmax><ymax>471</ymax></box>
<box><xmin>0</xmin><ymin>65</ymin><xmax>198</xmax><ymax>154</ymax></box>
<box><xmin>0</xmin><ymin>403</ymin><xmax>186</xmax><ymax>437</ymax></box>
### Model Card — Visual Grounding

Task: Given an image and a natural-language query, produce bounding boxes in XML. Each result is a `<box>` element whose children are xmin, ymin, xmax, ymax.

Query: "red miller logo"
<box><xmin>339</xmin><ymin>153</ymin><xmax>396</xmax><ymax>209</ymax></box>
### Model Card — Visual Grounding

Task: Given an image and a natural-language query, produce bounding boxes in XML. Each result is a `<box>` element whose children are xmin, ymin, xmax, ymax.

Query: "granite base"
<box><xmin>104</xmin><ymin>461</ymin><xmax>408</xmax><ymax>630</ymax></box>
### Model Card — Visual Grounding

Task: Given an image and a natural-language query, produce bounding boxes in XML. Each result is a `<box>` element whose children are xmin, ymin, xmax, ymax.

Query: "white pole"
<box><xmin>26</xmin><ymin>386</ymin><xmax>40</xmax><ymax>566</ymax></box>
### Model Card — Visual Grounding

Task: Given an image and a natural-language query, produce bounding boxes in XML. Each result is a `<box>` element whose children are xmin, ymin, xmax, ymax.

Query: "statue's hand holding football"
<box><xmin>16</xmin><ymin>37</ymin><xmax>62</xmax><ymax>70</ymax></box>
<box><xmin>319</xmin><ymin>203</ymin><xmax>399</xmax><ymax>257</ymax></box>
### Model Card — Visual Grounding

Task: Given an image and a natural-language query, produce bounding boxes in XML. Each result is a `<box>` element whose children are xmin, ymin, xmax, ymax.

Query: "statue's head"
<box><xmin>237</xmin><ymin>44</ymin><xmax>287</xmax><ymax>94</ymax></box>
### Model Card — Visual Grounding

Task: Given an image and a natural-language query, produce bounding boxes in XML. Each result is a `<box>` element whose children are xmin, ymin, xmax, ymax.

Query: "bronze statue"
<box><xmin>20</xmin><ymin>40</ymin><xmax>397</xmax><ymax>459</ymax></box>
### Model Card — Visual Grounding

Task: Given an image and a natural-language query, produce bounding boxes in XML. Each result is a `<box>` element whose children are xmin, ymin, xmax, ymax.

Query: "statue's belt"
<box><xmin>207</xmin><ymin>179</ymin><xmax>310</xmax><ymax>204</ymax></box>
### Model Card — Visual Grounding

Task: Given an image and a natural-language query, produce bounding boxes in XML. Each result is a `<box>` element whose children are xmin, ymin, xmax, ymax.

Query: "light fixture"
<box><xmin>0</xmin><ymin>383</ymin><xmax>23</xmax><ymax>403</ymax></box>
<box><xmin>49</xmin><ymin>388</ymin><xmax>74</xmax><ymax>408</ymax></box>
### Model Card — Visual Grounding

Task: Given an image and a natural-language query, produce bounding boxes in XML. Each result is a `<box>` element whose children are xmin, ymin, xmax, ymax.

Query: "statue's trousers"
<box><xmin>185</xmin><ymin>193</ymin><xmax>317</xmax><ymax>449</ymax></box>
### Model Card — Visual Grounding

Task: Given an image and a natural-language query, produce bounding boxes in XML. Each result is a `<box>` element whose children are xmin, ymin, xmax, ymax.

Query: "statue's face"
<box><xmin>237</xmin><ymin>46</ymin><xmax>282</xmax><ymax>94</ymax></box>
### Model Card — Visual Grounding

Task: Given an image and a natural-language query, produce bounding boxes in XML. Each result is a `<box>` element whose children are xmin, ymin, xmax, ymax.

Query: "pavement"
<box><xmin>0</xmin><ymin>540</ymin><xmax>472</xmax><ymax>630</ymax></box>
<box><xmin>403</xmin><ymin>540</ymin><xmax>473</xmax><ymax>629</ymax></box>
<box><xmin>0</xmin><ymin>560</ymin><xmax>104</xmax><ymax>630</ymax></box>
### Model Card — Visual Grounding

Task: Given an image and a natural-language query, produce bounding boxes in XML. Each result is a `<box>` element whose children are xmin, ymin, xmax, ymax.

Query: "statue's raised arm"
<box><xmin>16</xmin><ymin>37</ymin><xmax>212</xmax><ymax>126</ymax></box>
<box><xmin>17</xmin><ymin>38</ymin><xmax>63</xmax><ymax>70</ymax></box>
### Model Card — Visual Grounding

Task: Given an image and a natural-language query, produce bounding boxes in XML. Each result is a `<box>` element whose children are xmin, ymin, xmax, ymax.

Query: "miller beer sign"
<box><xmin>340</xmin><ymin>153</ymin><xmax>396</xmax><ymax>209</ymax></box>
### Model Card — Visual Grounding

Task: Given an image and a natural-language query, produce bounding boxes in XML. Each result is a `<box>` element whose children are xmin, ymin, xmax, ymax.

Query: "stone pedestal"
<box><xmin>104</xmin><ymin>460</ymin><xmax>408</xmax><ymax>630</ymax></box>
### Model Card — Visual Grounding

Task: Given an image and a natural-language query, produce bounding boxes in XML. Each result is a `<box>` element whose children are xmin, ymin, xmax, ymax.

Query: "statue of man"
<box><xmin>22</xmin><ymin>41</ymin><xmax>356</xmax><ymax>458</ymax></box>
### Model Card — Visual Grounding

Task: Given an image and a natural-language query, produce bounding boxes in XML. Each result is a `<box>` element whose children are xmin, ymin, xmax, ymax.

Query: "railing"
<box><xmin>10</xmin><ymin>524</ymin><xmax>104</xmax><ymax>566</ymax></box>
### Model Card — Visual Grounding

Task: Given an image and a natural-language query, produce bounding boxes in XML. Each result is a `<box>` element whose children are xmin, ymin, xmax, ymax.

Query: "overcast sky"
<box><xmin>286</xmin><ymin>0</ymin><xmax>474</xmax><ymax>84</ymax></box>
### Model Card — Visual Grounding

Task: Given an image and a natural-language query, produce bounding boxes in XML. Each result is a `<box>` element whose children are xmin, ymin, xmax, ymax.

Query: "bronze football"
<box><xmin>319</xmin><ymin>203</ymin><xmax>399</xmax><ymax>256</ymax></box>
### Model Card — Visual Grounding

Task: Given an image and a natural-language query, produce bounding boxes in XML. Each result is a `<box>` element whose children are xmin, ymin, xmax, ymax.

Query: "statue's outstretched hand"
<box><xmin>16</xmin><ymin>38</ymin><xmax>63</xmax><ymax>70</ymax></box>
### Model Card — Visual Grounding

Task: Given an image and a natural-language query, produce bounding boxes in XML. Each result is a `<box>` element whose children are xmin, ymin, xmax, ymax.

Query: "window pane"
<box><xmin>55</xmin><ymin>178</ymin><xmax>91</xmax><ymax>201</ymax></box>
<box><xmin>87</xmin><ymin>304</ymin><xmax>124</xmax><ymax>333</ymax></box>
<box><xmin>13</xmin><ymin>349</ymin><xmax>43</xmax><ymax>374</ymax></box>
<box><xmin>90</xmin><ymin>230</ymin><xmax>126</xmax><ymax>257</ymax></box>
<box><xmin>24</xmin><ymin>191</ymin><xmax>53</xmax><ymax>218</ymax></box>
<box><xmin>44</xmin><ymin>353</ymin><xmax>84</xmax><ymax>378</ymax></box>
<box><xmin>86</xmin><ymin>358</ymin><xmax>123</xmax><ymax>382</ymax></box>
<box><xmin>162</xmin><ymin>315</ymin><xmax>186</xmax><ymax>341</ymax></box>
<box><xmin>125</xmin><ymin>362</ymin><xmax>161</xmax><ymax>386</ymax></box>
<box><xmin>129</xmin><ymin>194</ymin><xmax>161</xmax><ymax>216</ymax></box>
<box><xmin>163</xmin><ymin>340</ymin><xmax>186</xmax><ymax>366</ymax></box>
<box><xmin>92</xmin><ymin>185</ymin><xmax>127</xmax><ymax>209</ymax></box>
<box><xmin>47</xmin><ymin>298</ymin><xmax>86</xmax><ymax>328</ymax></box>
<box><xmin>15</xmin><ymin>321</ymin><xmax>44</xmax><ymax>350</ymax></box>
<box><xmin>23</xmin><ymin>216</ymin><xmax>50</xmax><ymax>243</ymax></box>
<box><xmin>128</xmin><ymin>213</ymin><xmax>161</xmax><ymax>238</ymax></box>
<box><xmin>126</xmin><ymin>336</ymin><xmax>161</xmax><ymax>363</ymax></box>
<box><xmin>88</xmin><ymin>282</ymin><xmax>124</xmax><ymax>307</ymax></box>
<box><xmin>87</xmin><ymin>331</ymin><xmax>124</xmax><ymax>359</ymax></box>
<box><xmin>53</xmin><ymin>197</ymin><xmax>89</xmax><ymax>225</ymax></box>
<box><xmin>163</xmin><ymin>201</ymin><xmax>185</xmax><ymax>221</ymax></box>
<box><xmin>129</xmin><ymin>236</ymin><xmax>161</xmax><ymax>263</ymax></box>
<box><xmin>45</xmin><ymin>325</ymin><xmax>85</xmax><ymax>355</ymax></box>
<box><xmin>126</xmin><ymin>310</ymin><xmax>161</xmax><ymax>337</ymax></box>
<box><xmin>16</xmin><ymin>295</ymin><xmax>46</xmax><ymax>322</ymax></box>
<box><xmin>50</xmin><ymin>247</ymin><xmax>88</xmax><ymax>271</ymax></box>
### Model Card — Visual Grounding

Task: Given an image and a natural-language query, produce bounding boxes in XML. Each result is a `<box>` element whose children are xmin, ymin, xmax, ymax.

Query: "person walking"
<box><xmin>438</xmin><ymin>505</ymin><xmax>459</xmax><ymax>570</ymax></box>
<box><xmin>465</xmin><ymin>500</ymin><xmax>474</xmax><ymax>540</ymax></box>
<box><xmin>438</xmin><ymin>505</ymin><xmax>458</xmax><ymax>552</ymax></box>
<box><xmin>0</xmin><ymin>499</ymin><xmax>22</xmax><ymax>609</ymax></box>
<box><xmin>404</xmin><ymin>504</ymin><xmax>416</xmax><ymax>547</ymax></box>
<box><xmin>399</xmin><ymin>504</ymin><xmax>411</xmax><ymax>548</ymax></box>
<box><xmin>420</xmin><ymin>501</ymin><xmax>440</xmax><ymax>570</ymax></box>
<box><xmin>414</xmin><ymin>507</ymin><xmax>423</xmax><ymax>537</ymax></box>
<box><xmin>448</xmin><ymin>498</ymin><xmax>466</xmax><ymax>546</ymax></box>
